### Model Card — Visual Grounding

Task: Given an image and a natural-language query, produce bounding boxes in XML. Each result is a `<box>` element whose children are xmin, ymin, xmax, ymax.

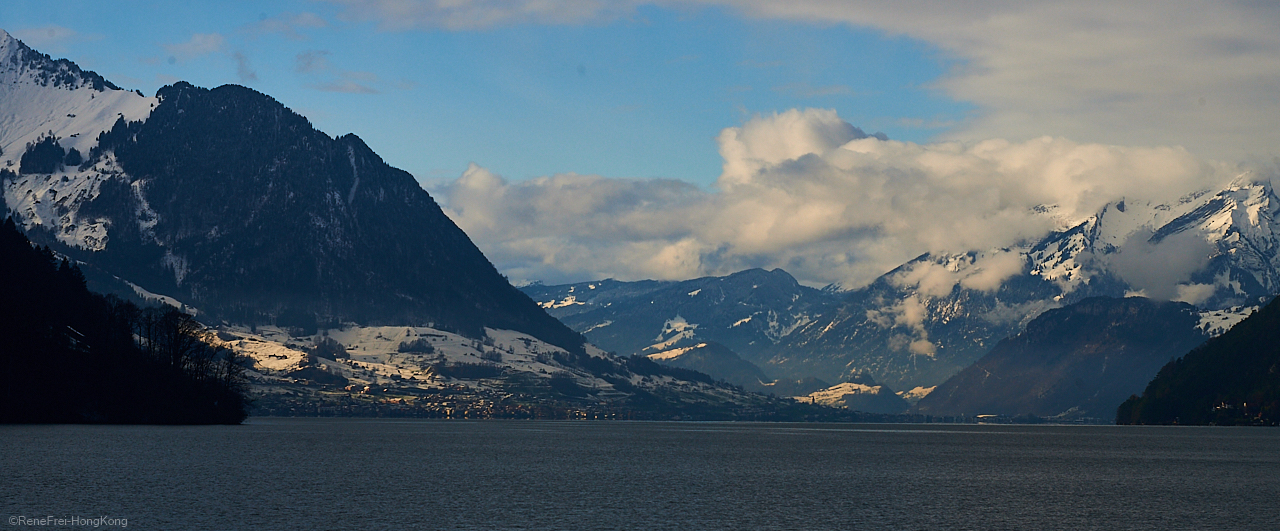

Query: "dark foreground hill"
<box><xmin>1118</xmin><ymin>296</ymin><xmax>1280</xmax><ymax>425</ymax></box>
<box><xmin>916</xmin><ymin>297</ymin><xmax>1207</xmax><ymax>420</ymax></box>
<box><xmin>0</xmin><ymin>218</ymin><xmax>249</xmax><ymax>424</ymax></box>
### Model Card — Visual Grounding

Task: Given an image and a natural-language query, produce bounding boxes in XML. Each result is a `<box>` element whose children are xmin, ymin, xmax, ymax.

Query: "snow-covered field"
<box><xmin>796</xmin><ymin>382</ymin><xmax>885</xmax><ymax>407</ymax></box>
<box><xmin>218</xmin><ymin>323</ymin><xmax>749</xmax><ymax>407</ymax></box>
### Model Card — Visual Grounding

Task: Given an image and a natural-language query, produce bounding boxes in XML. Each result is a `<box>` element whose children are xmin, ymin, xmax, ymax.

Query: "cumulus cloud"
<box><xmin>960</xmin><ymin>252</ymin><xmax>1026</xmax><ymax>292</ymax></box>
<box><xmin>436</xmin><ymin>108</ymin><xmax>1236</xmax><ymax>288</ymax></box>
<box><xmin>439</xmin><ymin>164</ymin><xmax>709</xmax><ymax>283</ymax></box>
<box><xmin>321</xmin><ymin>0</ymin><xmax>632</xmax><ymax>30</ymax></box>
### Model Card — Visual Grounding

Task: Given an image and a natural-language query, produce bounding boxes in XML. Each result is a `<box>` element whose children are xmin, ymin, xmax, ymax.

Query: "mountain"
<box><xmin>520</xmin><ymin>268</ymin><xmax>840</xmax><ymax>365</ymax></box>
<box><xmin>522</xmin><ymin>179</ymin><xmax>1277</xmax><ymax>395</ymax></box>
<box><xmin>1117</xmin><ymin>295</ymin><xmax>1280</xmax><ymax>425</ymax></box>
<box><xmin>770</xmin><ymin>178</ymin><xmax>1277</xmax><ymax>391</ymax></box>
<box><xmin>644</xmin><ymin>341</ymin><xmax>771</xmax><ymax>389</ymax></box>
<box><xmin>0</xmin><ymin>30</ymin><xmax>580</xmax><ymax>354</ymax></box>
<box><xmin>913</xmin><ymin>297</ymin><xmax>1208</xmax><ymax>420</ymax></box>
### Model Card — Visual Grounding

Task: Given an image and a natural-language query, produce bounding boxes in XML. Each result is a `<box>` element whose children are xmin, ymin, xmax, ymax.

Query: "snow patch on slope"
<box><xmin>897</xmin><ymin>386</ymin><xmax>935</xmax><ymax>405</ymax></box>
<box><xmin>2</xmin><ymin>154</ymin><xmax>128</xmax><ymax>250</ymax></box>
<box><xmin>125</xmin><ymin>278</ymin><xmax>201</xmax><ymax>316</ymax></box>
<box><xmin>1197</xmin><ymin>306</ymin><xmax>1255</xmax><ymax>337</ymax></box>
<box><xmin>540</xmin><ymin>295</ymin><xmax>585</xmax><ymax>309</ymax></box>
<box><xmin>649</xmin><ymin>316</ymin><xmax>699</xmax><ymax>350</ymax></box>
<box><xmin>646</xmin><ymin>343</ymin><xmax>708</xmax><ymax>361</ymax></box>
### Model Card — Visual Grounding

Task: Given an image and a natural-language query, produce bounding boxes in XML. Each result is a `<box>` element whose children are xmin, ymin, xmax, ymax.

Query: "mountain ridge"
<box><xmin>527</xmin><ymin>178</ymin><xmax>1276</xmax><ymax>392</ymax></box>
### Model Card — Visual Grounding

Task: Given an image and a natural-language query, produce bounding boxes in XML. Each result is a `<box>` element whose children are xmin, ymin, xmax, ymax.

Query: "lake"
<box><xmin>3</xmin><ymin>419</ymin><xmax>1279</xmax><ymax>530</ymax></box>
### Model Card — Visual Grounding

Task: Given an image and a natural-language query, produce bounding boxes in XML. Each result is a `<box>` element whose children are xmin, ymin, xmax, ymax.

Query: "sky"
<box><xmin>7</xmin><ymin>1</ymin><xmax>1280</xmax><ymax>288</ymax></box>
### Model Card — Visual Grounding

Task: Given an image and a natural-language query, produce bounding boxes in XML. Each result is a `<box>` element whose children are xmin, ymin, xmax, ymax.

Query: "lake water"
<box><xmin>3</xmin><ymin>419</ymin><xmax>1279</xmax><ymax>530</ymax></box>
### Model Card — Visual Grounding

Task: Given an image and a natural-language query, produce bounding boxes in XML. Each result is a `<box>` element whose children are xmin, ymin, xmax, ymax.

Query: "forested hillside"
<box><xmin>0</xmin><ymin>217</ymin><xmax>249</xmax><ymax>424</ymax></box>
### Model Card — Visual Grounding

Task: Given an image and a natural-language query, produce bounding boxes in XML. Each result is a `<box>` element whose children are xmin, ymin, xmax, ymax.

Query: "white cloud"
<box><xmin>885</xmin><ymin>250</ymin><xmax>1025</xmax><ymax>297</ymax></box>
<box><xmin>1109</xmin><ymin>229</ymin><xmax>1215</xmax><ymax>301</ymax></box>
<box><xmin>296</xmin><ymin>50</ymin><xmax>382</xmax><ymax>93</ymax></box>
<box><xmin>959</xmin><ymin>252</ymin><xmax>1025</xmax><ymax>292</ymax></box>
<box><xmin>1174</xmin><ymin>283</ymin><xmax>1217</xmax><ymax>306</ymax></box>
<box><xmin>436</xmin><ymin>108</ymin><xmax>1237</xmax><ymax>288</ymax></box>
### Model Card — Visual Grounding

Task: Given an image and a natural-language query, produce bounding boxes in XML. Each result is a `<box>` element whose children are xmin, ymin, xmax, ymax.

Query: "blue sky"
<box><xmin>8</xmin><ymin>1</ymin><xmax>1280</xmax><ymax>287</ymax></box>
<box><xmin>5</xmin><ymin>1</ymin><xmax>967</xmax><ymax>185</ymax></box>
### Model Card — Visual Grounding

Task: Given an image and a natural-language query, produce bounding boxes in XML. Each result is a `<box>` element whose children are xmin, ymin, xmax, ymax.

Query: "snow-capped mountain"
<box><xmin>527</xmin><ymin>177</ymin><xmax>1277</xmax><ymax>395</ymax></box>
<box><xmin>520</xmin><ymin>268</ymin><xmax>841</xmax><ymax>366</ymax></box>
<box><xmin>773</xmin><ymin>176</ymin><xmax>1276</xmax><ymax>391</ymax></box>
<box><xmin>0</xmin><ymin>29</ymin><xmax>155</xmax><ymax>249</ymax></box>
<box><xmin>0</xmin><ymin>30</ymin><xmax>580</xmax><ymax>354</ymax></box>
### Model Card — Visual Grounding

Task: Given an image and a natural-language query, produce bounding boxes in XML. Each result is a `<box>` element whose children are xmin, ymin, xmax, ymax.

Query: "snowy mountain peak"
<box><xmin>1</xmin><ymin>29</ymin><xmax>156</xmax><ymax>251</ymax></box>
<box><xmin>768</xmin><ymin>176</ymin><xmax>1280</xmax><ymax>390</ymax></box>
<box><xmin>0</xmin><ymin>29</ymin><xmax>119</xmax><ymax>92</ymax></box>
<box><xmin>0</xmin><ymin>30</ymin><xmax>155</xmax><ymax>168</ymax></box>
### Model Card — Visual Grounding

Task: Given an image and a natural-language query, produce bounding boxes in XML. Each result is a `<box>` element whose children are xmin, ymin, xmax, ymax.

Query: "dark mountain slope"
<box><xmin>65</xmin><ymin>82</ymin><xmax>580</xmax><ymax>352</ymax></box>
<box><xmin>915</xmin><ymin>297</ymin><xmax>1207</xmax><ymax>419</ymax></box>
<box><xmin>1118</xmin><ymin>296</ymin><xmax>1280</xmax><ymax>425</ymax></box>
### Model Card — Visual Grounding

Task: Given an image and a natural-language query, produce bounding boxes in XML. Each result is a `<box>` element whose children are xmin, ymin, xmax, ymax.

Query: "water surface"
<box><xmin>3</xmin><ymin>419</ymin><xmax>1278</xmax><ymax>529</ymax></box>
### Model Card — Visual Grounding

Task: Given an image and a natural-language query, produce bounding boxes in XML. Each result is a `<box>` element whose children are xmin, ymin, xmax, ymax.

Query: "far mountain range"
<box><xmin>522</xmin><ymin>175</ymin><xmax>1277</xmax><ymax>416</ymax></box>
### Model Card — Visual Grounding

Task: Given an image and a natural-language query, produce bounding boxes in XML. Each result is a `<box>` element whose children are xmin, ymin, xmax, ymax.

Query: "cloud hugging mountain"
<box><xmin>439</xmin><ymin>107</ymin><xmax>1246</xmax><ymax>292</ymax></box>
